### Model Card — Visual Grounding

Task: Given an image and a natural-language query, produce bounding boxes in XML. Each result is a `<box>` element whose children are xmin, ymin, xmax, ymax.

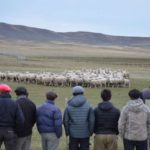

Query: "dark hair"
<box><xmin>128</xmin><ymin>89</ymin><xmax>141</xmax><ymax>100</ymax></box>
<box><xmin>15</xmin><ymin>87</ymin><xmax>28</xmax><ymax>96</ymax></box>
<box><xmin>101</xmin><ymin>89</ymin><xmax>111</xmax><ymax>101</ymax></box>
<box><xmin>46</xmin><ymin>91</ymin><xmax>57</xmax><ymax>101</ymax></box>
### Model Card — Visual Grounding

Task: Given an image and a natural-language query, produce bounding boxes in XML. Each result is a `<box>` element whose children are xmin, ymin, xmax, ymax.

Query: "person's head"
<box><xmin>15</xmin><ymin>87</ymin><xmax>28</xmax><ymax>96</ymax></box>
<box><xmin>46</xmin><ymin>91</ymin><xmax>57</xmax><ymax>101</ymax></box>
<box><xmin>72</xmin><ymin>86</ymin><xmax>84</xmax><ymax>96</ymax></box>
<box><xmin>128</xmin><ymin>89</ymin><xmax>141</xmax><ymax>100</ymax></box>
<box><xmin>141</xmin><ymin>87</ymin><xmax>150</xmax><ymax>103</ymax></box>
<box><xmin>101</xmin><ymin>89</ymin><xmax>111</xmax><ymax>101</ymax></box>
<box><xmin>0</xmin><ymin>84</ymin><xmax>12</xmax><ymax>94</ymax></box>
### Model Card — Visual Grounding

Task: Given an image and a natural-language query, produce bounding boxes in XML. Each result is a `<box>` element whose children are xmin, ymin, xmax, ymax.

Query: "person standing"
<box><xmin>36</xmin><ymin>91</ymin><xmax>62</xmax><ymax>150</ymax></box>
<box><xmin>0</xmin><ymin>84</ymin><xmax>24</xmax><ymax>150</ymax></box>
<box><xmin>15</xmin><ymin>86</ymin><xmax>36</xmax><ymax>150</ymax></box>
<box><xmin>119</xmin><ymin>89</ymin><xmax>150</xmax><ymax>150</ymax></box>
<box><xmin>94</xmin><ymin>89</ymin><xmax>120</xmax><ymax>150</ymax></box>
<box><xmin>63</xmin><ymin>86</ymin><xmax>95</xmax><ymax>150</ymax></box>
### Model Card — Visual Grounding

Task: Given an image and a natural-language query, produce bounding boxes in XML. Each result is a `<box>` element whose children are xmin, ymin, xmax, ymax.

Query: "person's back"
<box><xmin>0</xmin><ymin>84</ymin><xmax>24</xmax><ymax>150</ymax></box>
<box><xmin>0</xmin><ymin>93</ymin><xmax>23</xmax><ymax>128</ymax></box>
<box><xmin>15</xmin><ymin>87</ymin><xmax>36</xmax><ymax>150</ymax></box>
<box><xmin>36</xmin><ymin>91</ymin><xmax>62</xmax><ymax>150</ymax></box>
<box><xmin>94</xmin><ymin>101</ymin><xmax>120</xmax><ymax>135</ymax></box>
<box><xmin>119</xmin><ymin>89</ymin><xmax>150</xmax><ymax>150</ymax></box>
<box><xmin>16</xmin><ymin>97</ymin><xmax>36</xmax><ymax>136</ymax></box>
<box><xmin>63</xmin><ymin>86</ymin><xmax>95</xmax><ymax>150</ymax></box>
<box><xmin>66</xmin><ymin>94</ymin><xmax>93</xmax><ymax>138</ymax></box>
<box><xmin>94</xmin><ymin>89</ymin><xmax>120</xmax><ymax>150</ymax></box>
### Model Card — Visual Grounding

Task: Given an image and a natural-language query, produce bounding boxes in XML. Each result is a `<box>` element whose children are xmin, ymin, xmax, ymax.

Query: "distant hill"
<box><xmin>0</xmin><ymin>22</ymin><xmax>150</xmax><ymax>47</ymax></box>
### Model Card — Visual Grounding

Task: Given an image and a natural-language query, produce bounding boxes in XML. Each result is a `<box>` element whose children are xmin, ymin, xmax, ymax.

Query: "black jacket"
<box><xmin>16</xmin><ymin>95</ymin><xmax>36</xmax><ymax>137</ymax></box>
<box><xmin>0</xmin><ymin>93</ymin><xmax>24</xmax><ymax>130</ymax></box>
<box><xmin>94</xmin><ymin>101</ymin><xmax>120</xmax><ymax>135</ymax></box>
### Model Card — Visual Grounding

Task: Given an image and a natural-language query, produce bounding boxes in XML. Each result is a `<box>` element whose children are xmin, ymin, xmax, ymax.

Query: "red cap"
<box><xmin>0</xmin><ymin>84</ymin><xmax>12</xmax><ymax>92</ymax></box>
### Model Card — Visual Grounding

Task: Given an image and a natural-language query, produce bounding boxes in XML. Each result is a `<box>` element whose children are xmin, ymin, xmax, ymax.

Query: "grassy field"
<box><xmin>0</xmin><ymin>40</ymin><xmax>150</xmax><ymax>149</ymax></box>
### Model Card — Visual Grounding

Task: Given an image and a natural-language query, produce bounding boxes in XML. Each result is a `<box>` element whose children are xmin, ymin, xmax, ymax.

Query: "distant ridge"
<box><xmin>0</xmin><ymin>22</ymin><xmax>150</xmax><ymax>47</ymax></box>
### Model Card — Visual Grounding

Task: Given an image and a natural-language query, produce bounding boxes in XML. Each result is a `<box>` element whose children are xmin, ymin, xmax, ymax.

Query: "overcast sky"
<box><xmin>1</xmin><ymin>0</ymin><xmax>150</xmax><ymax>37</ymax></box>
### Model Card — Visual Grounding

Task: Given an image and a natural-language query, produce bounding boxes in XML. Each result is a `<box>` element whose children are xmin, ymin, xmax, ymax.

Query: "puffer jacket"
<box><xmin>118</xmin><ymin>98</ymin><xmax>150</xmax><ymax>141</ymax></box>
<box><xmin>94</xmin><ymin>101</ymin><xmax>120</xmax><ymax>135</ymax></box>
<box><xmin>63</xmin><ymin>95</ymin><xmax>95</xmax><ymax>138</ymax></box>
<box><xmin>36</xmin><ymin>100</ymin><xmax>62</xmax><ymax>138</ymax></box>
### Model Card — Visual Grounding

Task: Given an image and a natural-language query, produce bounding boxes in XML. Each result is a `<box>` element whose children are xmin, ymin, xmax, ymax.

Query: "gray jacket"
<box><xmin>119</xmin><ymin>98</ymin><xmax>150</xmax><ymax>141</ymax></box>
<box><xmin>63</xmin><ymin>95</ymin><xmax>95</xmax><ymax>138</ymax></box>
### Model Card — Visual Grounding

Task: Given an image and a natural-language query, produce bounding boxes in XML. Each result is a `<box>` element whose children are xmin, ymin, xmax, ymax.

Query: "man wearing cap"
<box><xmin>0</xmin><ymin>84</ymin><xmax>24</xmax><ymax>150</ymax></box>
<box><xmin>15</xmin><ymin>86</ymin><xmax>36</xmax><ymax>150</ymax></box>
<box><xmin>63</xmin><ymin>86</ymin><xmax>95</xmax><ymax>150</ymax></box>
<box><xmin>36</xmin><ymin>91</ymin><xmax>62</xmax><ymax>150</ymax></box>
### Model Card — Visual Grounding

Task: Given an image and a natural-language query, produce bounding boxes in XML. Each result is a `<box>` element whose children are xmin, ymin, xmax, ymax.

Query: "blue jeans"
<box><xmin>69</xmin><ymin>137</ymin><xmax>89</xmax><ymax>150</ymax></box>
<box><xmin>0</xmin><ymin>127</ymin><xmax>17</xmax><ymax>150</ymax></box>
<box><xmin>123</xmin><ymin>138</ymin><xmax>148</xmax><ymax>150</ymax></box>
<box><xmin>16</xmin><ymin>135</ymin><xmax>31</xmax><ymax>150</ymax></box>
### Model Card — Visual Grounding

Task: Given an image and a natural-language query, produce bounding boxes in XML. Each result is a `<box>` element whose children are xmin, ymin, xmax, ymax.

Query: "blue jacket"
<box><xmin>94</xmin><ymin>101</ymin><xmax>120</xmax><ymax>135</ymax></box>
<box><xmin>36</xmin><ymin>100</ymin><xmax>62</xmax><ymax>138</ymax></box>
<box><xmin>63</xmin><ymin>95</ymin><xmax>95</xmax><ymax>138</ymax></box>
<box><xmin>0</xmin><ymin>93</ymin><xmax>24</xmax><ymax>130</ymax></box>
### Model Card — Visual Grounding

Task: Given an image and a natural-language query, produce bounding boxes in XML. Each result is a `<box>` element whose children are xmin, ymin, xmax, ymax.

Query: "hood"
<box><xmin>68</xmin><ymin>95</ymin><xmax>86</xmax><ymax>107</ymax></box>
<box><xmin>126</xmin><ymin>98</ymin><xmax>144</xmax><ymax>112</ymax></box>
<box><xmin>98</xmin><ymin>101</ymin><xmax>113</xmax><ymax>111</ymax></box>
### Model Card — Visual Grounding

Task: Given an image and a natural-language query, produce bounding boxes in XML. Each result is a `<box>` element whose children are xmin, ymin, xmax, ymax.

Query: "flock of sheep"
<box><xmin>0</xmin><ymin>68</ymin><xmax>130</xmax><ymax>88</ymax></box>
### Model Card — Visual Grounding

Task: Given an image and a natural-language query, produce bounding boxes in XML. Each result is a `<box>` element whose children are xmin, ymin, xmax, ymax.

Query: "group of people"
<box><xmin>0</xmin><ymin>83</ymin><xmax>150</xmax><ymax>150</ymax></box>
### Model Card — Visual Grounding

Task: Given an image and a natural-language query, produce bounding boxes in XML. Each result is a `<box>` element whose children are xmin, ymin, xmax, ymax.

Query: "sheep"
<box><xmin>0</xmin><ymin>68</ymin><xmax>130</xmax><ymax>88</ymax></box>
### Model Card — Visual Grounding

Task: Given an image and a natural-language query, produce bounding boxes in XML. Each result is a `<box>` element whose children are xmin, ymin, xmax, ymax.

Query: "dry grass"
<box><xmin>0</xmin><ymin>40</ymin><xmax>150</xmax><ymax>78</ymax></box>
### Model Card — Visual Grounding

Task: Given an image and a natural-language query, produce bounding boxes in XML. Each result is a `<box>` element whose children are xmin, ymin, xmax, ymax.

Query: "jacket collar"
<box><xmin>46</xmin><ymin>100</ymin><xmax>55</xmax><ymax>104</ymax></box>
<box><xmin>0</xmin><ymin>93</ymin><xmax>11</xmax><ymax>98</ymax></box>
<box><xmin>17</xmin><ymin>95</ymin><xmax>27</xmax><ymax>99</ymax></box>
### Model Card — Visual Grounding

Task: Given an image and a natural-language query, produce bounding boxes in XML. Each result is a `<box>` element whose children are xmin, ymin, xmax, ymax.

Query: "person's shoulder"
<box><xmin>142</xmin><ymin>104</ymin><xmax>150</xmax><ymax>112</ymax></box>
<box><xmin>37</xmin><ymin>102</ymin><xmax>45</xmax><ymax>110</ymax></box>
<box><xmin>84</xmin><ymin>99</ymin><xmax>92</xmax><ymax>106</ymax></box>
<box><xmin>54</xmin><ymin>104</ymin><xmax>61</xmax><ymax>112</ymax></box>
<box><xmin>112</xmin><ymin>105</ymin><xmax>120</xmax><ymax>113</ymax></box>
<box><xmin>27</xmin><ymin>98</ymin><xmax>36</xmax><ymax>106</ymax></box>
<box><xmin>120</xmin><ymin>104</ymin><xmax>129</xmax><ymax>114</ymax></box>
<box><xmin>10</xmin><ymin>99</ymin><xmax>20</xmax><ymax>108</ymax></box>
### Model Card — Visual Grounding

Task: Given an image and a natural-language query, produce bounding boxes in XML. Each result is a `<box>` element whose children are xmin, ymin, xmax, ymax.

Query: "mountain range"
<box><xmin>0</xmin><ymin>22</ymin><xmax>150</xmax><ymax>48</ymax></box>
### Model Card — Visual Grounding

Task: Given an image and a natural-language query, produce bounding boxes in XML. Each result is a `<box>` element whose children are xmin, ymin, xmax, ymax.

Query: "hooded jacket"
<box><xmin>119</xmin><ymin>98</ymin><xmax>150</xmax><ymax>141</ymax></box>
<box><xmin>94</xmin><ymin>101</ymin><xmax>120</xmax><ymax>135</ymax></box>
<box><xmin>63</xmin><ymin>95</ymin><xmax>95</xmax><ymax>138</ymax></box>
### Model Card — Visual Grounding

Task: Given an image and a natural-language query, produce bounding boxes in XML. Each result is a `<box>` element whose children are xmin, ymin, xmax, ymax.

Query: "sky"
<box><xmin>0</xmin><ymin>0</ymin><xmax>150</xmax><ymax>37</ymax></box>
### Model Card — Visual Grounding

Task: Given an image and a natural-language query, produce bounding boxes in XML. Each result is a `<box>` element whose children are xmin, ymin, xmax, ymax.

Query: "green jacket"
<box><xmin>63</xmin><ymin>95</ymin><xmax>95</xmax><ymax>138</ymax></box>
